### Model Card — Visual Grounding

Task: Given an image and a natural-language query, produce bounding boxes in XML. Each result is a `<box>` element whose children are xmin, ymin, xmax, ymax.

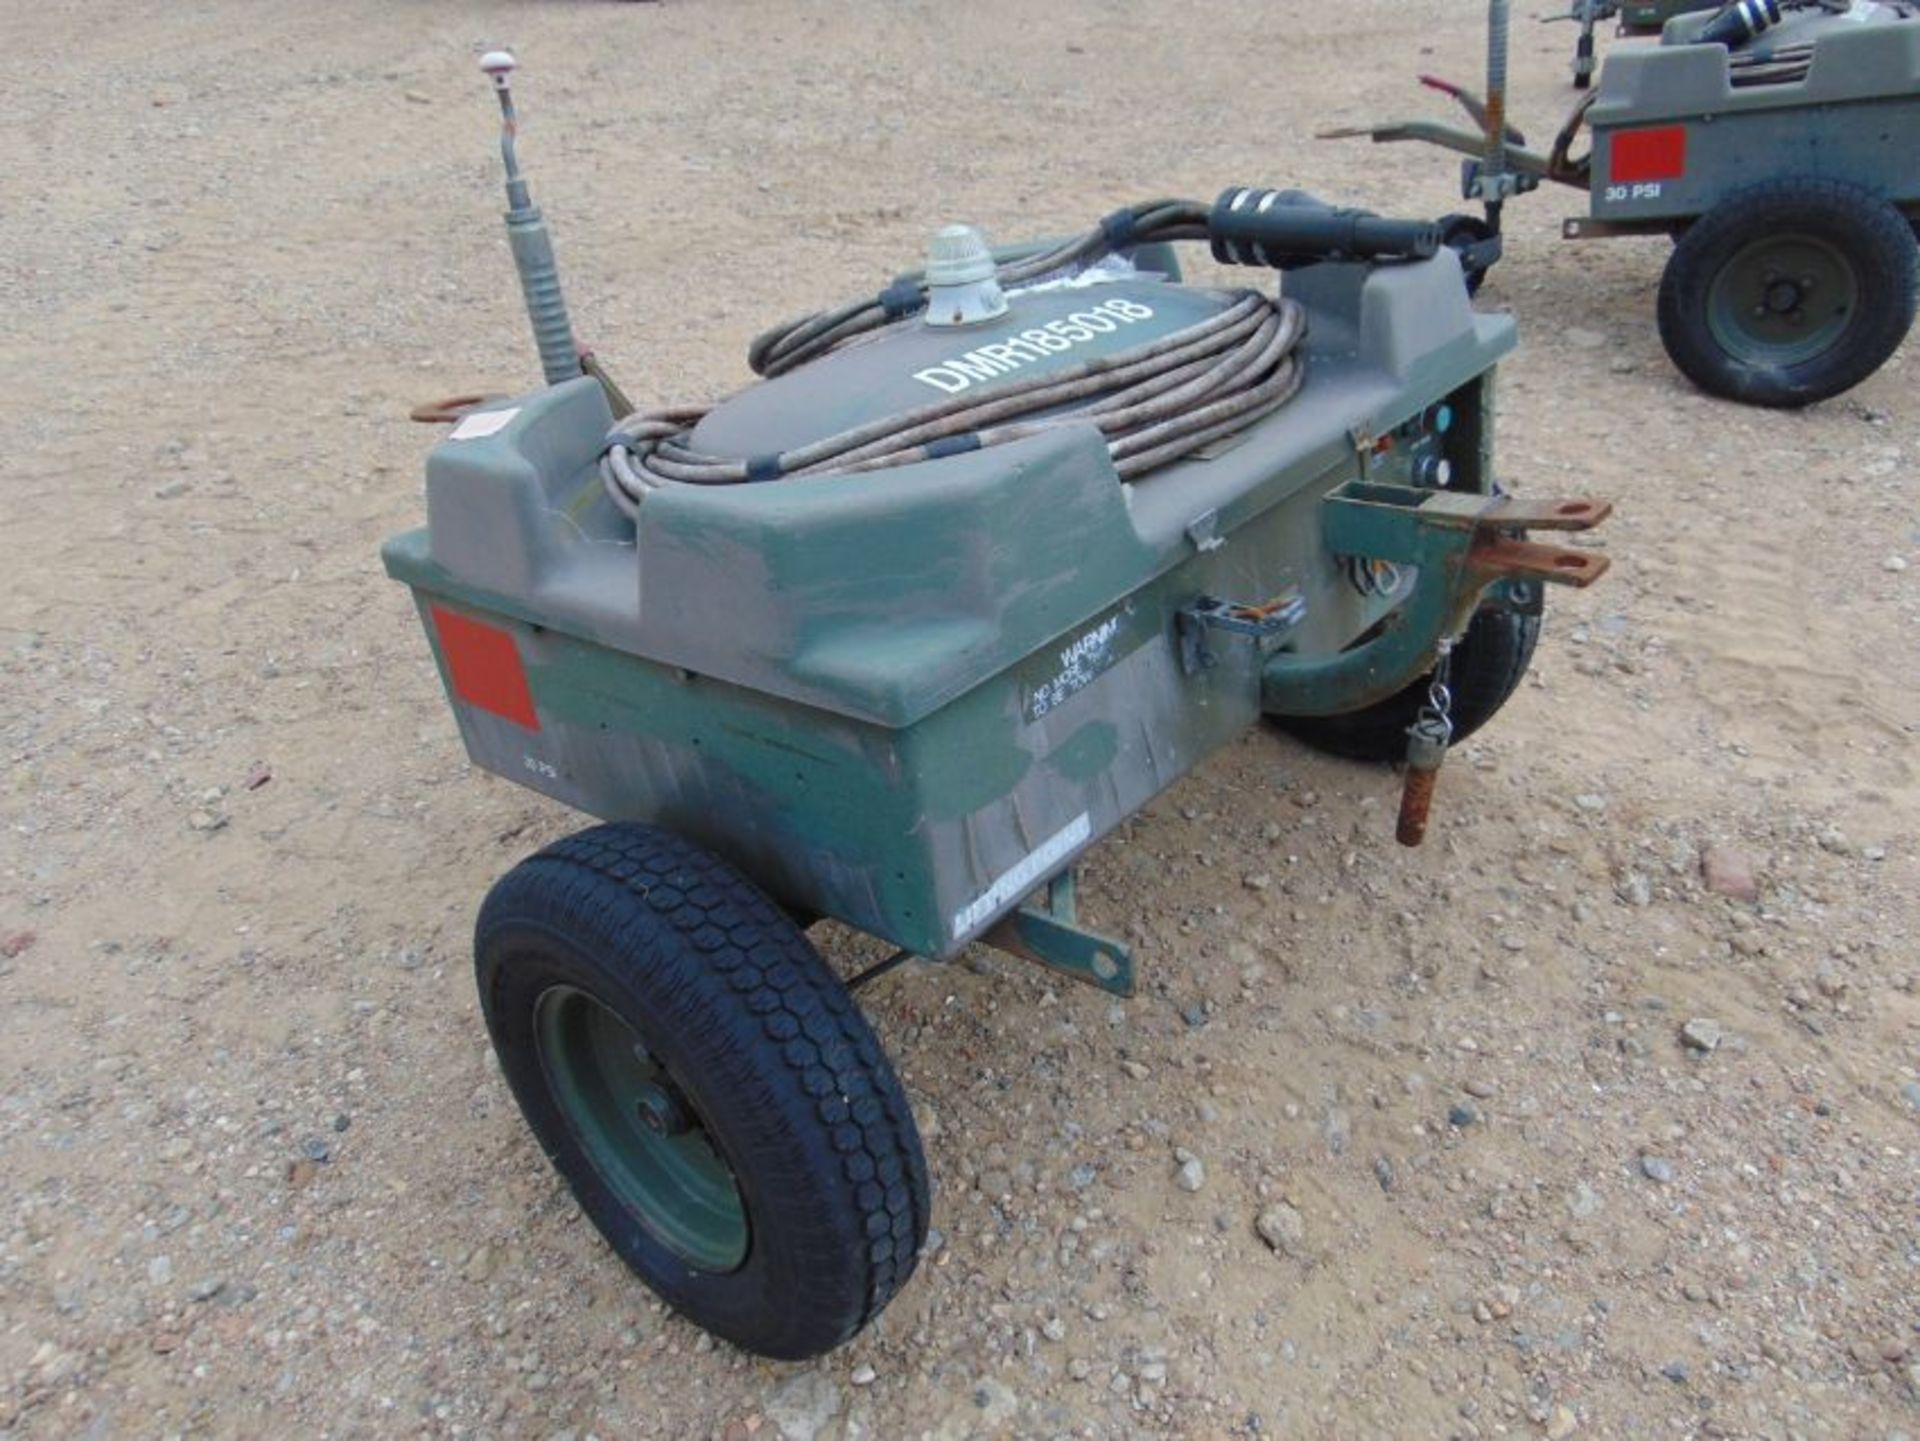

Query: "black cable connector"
<box><xmin>1099</xmin><ymin>207</ymin><xmax>1140</xmax><ymax>250</ymax></box>
<box><xmin>877</xmin><ymin>280</ymin><xmax>923</xmax><ymax>321</ymax></box>
<box><xmin>1208</xmin><ymin>187</ymin><xmax>1440</xmax><ymax>272</ymax></box>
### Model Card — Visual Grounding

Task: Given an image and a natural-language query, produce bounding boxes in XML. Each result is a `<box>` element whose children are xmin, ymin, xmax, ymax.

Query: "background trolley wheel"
<box><xmin>475</xmin><ymin>822</ymin><xmax>929</xmax><ymax>1360</ymax></box>
<box><xmin>1276</xmin><ymin>606</ymin><xmax>1541</xmax><ymax>764</ymax></box>
<box><xmin>1439</xmin><ymin>212</ymin><xmax>1497</xmax><ymax>297</ymax></box>
<box><xmin>1656</xmin><ymin>178</ymin><xmax>1919</xmax><ymax>408</ymax></box>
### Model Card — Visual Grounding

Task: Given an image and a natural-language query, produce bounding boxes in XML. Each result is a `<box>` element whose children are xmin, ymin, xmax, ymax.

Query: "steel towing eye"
<box><xmin>1263</xmin><ymin>484</ymin><xmax>1612</xmax><ymax>845</ymax></box>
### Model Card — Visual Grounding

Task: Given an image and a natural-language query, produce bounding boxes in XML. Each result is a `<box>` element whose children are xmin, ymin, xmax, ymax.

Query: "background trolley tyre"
<box><xmin>1275</xmin><ymin>606</ymin><xmax>1541</xmax><ymax>764</ymax></box>
<box><xmin>1656</xmin><ymin>178</ymin><xmax>1919</xmax><ymax>408</ymax></box>
<box><xmin>1439</xmin><ymin>213</ymin><xmax>1497</xmax><ymax>297</ymax></box>
<box><xmin>475</xmin><ymin>822</ymin><xmax>929</xmax><ymax>1360</ymax></box>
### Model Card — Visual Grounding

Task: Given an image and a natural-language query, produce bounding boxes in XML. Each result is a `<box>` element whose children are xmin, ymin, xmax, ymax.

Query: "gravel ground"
<box><xmin>3</xmin><ymin>2</ymin><xmax>1918</xmax><ymax>1438</ymax></box>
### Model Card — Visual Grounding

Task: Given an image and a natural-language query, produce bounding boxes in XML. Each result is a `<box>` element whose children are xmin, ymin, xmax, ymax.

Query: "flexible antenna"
<box><xmin>480</xmin><ymin>51</ymin><xmax>582</xmax><ymax>387</ymax></box>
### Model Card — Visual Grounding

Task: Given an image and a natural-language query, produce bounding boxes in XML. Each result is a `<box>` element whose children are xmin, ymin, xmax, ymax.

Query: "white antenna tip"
<box><xmin>480</xmin><ymin>50</ymin><xmax>517</xmax><ymax>78</ymax></box>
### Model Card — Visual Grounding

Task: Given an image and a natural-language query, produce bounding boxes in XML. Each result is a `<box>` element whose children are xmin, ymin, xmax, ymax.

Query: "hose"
<box><xmin>602</xmin><ymin>289</ymin><xmax>1306</xmax><ymax>516</ymax></box>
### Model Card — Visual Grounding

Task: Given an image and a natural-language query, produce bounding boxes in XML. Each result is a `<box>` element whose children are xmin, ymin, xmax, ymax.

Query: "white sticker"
<box><xmin>448</xmin><ymin>407</ymin><xmax>521</xmax><ymax>440</ymax></box>
<box><xmin>1027</xmin><ymin>609</ymin><xmax>1128</xmax><ymax>721</ymax></box>
<box><xmin>951</xmin><ymin>813</ymin><xmax>1092</xmax><ymax>939</ymax></box>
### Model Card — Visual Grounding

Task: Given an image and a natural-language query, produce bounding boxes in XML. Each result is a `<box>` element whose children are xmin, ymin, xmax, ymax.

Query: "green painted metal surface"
<box><xmin>982</xmin><ymin>873</ymin><xmax>1135</xmax><ymax>999</ymax></box>
<box><xmin>534</xmin><ymin>985</ymin><xmax>748</xmax><ymax>1272</ymax></box>
<box><xmin>1705</xmin><ymin>231</ymin><xmax>1859</xmax><ymax>367</ymax></box>
<box><xmin>384</xmin><ymin>249</ymin><xmax>1562</xmax><ymax>963</ymax></box>
<box><xmin>1588</xmin><ymin>10</ymin><xmax>1920</xmax><ymax>226</ymax></box>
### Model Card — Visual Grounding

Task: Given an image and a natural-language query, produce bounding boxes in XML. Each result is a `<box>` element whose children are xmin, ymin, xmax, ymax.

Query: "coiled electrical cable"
<box><xmin>747</xmin><ymin>199</ymin><xmax>1212</xmax><ymax>379</ymax></box>
<box><xmin>1727</xmin><ymin>43</ymin><xmax>1815</xmax><ymax>84</ymax></box>
<box><xmin>601</xmin><ymin>288</ymin><xmax>1305</xmax><ymax>516</ymax></box>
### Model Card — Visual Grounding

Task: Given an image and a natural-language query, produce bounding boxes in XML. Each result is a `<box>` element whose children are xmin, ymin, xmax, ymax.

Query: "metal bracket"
<box><xmin>1265</xmin><ymin>482</ymin><xmax>1610</xmax><ymax>717</ymax></box>
<box><xmin>1462</xmin><ymin>160</ymin><xmax>1539</xmax><ymax>204</ymax></box>
<box><xmin>1321</xmin><ymin>484</ymin><xmax>1612</xmax><ymax>566</ymax></box>
<box><xmin>1176</xmin><ymin>588</ymin><xmax>1307</xmax><ymax>676</ymax></box>
<box><xmin>1466</xmin><ymin>531</ymin><xmax>1608</xmax><ymax>588</ymax></box>
<box><xmin>1564</xmin><ymin>215</ymin><xmax>1675</xmax><ymax>241</ymax></box>
<box><xmin>980</xmin><ymin>870</ymin><xmax>1135</xmax><ymax>998</ymax></box>
<box><xmin>1351</xmin><ymin>423</ymin><xmax>1387</xmax><ymax>481</ymax></box>
<box><xmin>1185</xmin><ymin>509</ymin><xmax>1225</xmax><ymax>554</ymax></box>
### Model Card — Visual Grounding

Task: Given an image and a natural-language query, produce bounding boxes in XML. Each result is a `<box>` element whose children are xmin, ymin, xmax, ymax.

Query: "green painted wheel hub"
<box><xmin>1707</xmin><ymin>234</ymin><xmax>1858</xmax><ymax>369</ymax></box>
<box><xmin>534</xmin><ymin>984</ymin><xmax>749</xmax><ymax>1272</ymax></box>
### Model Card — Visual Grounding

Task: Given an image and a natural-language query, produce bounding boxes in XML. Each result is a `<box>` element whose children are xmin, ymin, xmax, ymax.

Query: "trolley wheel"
<box><xmin>1656</xmin><ymin>178</ymin><xmax>1919</xmax><ymax>407</ymax></box>
<box><xmin>474</xmin><ymin>822</ymin><xmax>929</xmax><ymax>1360</ymax></box>
<box><xmin>1275</xmin><ymin>605</ymin><xmax>1541</xmax><ymax>764</ymax></box>
<box><xmin>1439</xmin><ymin>213</ymin><xmax>1497</xmax><ymax>297</ymax></box>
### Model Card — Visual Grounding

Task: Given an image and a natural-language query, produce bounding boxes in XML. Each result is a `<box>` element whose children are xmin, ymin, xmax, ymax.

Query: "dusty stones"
<box><xmin>1699</xmin><ymin>845</ymin><xmax>1759</xmax><ymax>901</ymax></box>
<box><xmin>1680</xmin><ymin>1019</ymin><xmax>1724</xmax><ymax>1053</ymax></box>
<box><xmin>1256</xmin><ymin>1202</ymin><xmax>1307</xmax><ymax>1258</ymax></box>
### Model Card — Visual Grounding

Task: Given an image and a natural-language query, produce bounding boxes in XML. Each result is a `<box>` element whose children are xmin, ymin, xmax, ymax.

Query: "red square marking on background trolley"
<box><xmin>1610</xmin><ymin>126</ymin><xmax>1688</xmax><ymax>184</ymax></box>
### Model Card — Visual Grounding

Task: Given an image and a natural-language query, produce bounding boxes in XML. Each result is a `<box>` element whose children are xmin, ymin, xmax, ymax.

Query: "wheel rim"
<box><xmin>1706</xmin><ymin>233</ymin><xmax>1859</xmax><ymax>369</ymax></box>
<box><xmin>534</xmin><ymin>984</ymin><xmax>749</xmax><ymax>1272</ymax></box>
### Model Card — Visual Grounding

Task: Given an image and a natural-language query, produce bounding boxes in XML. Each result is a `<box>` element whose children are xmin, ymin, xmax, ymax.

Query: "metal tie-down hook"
<box><xmin>1396</xmin><ymin>637</ymin><xmax>1456</xmax><ymax>847</ymax></box>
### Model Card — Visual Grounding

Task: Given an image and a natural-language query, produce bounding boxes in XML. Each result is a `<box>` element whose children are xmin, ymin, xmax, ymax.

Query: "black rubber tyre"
<box><xmin>1656</xmin><ymin>179</ymin><xmax>1919</xmax><ymax>408</ymax></box>
<box><xmin>475</xmin><ymin>822</ymin><xmax>929</xmax><ymax>1360</ymax></box>
<box><xmin>1276</xmin><ymin>606</ymin><xmax>1541</xmax><ymax>764</ymax></box>
<box><xmin>1439</xmin><ymin>213</ymin><xmax>1496</xmax><ymax>297</ymax></box>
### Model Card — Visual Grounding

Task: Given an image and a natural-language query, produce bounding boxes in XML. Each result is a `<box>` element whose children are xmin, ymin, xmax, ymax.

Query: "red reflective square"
<box><xmin>1611</xmin><ymin>126</ymin><xmax>1687</xmax><ymax>184</ymax></box>
<box><xmin>431</xmin><ymin>606</ymin><xmax>539</xmax><ymax>731</ymax></box>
